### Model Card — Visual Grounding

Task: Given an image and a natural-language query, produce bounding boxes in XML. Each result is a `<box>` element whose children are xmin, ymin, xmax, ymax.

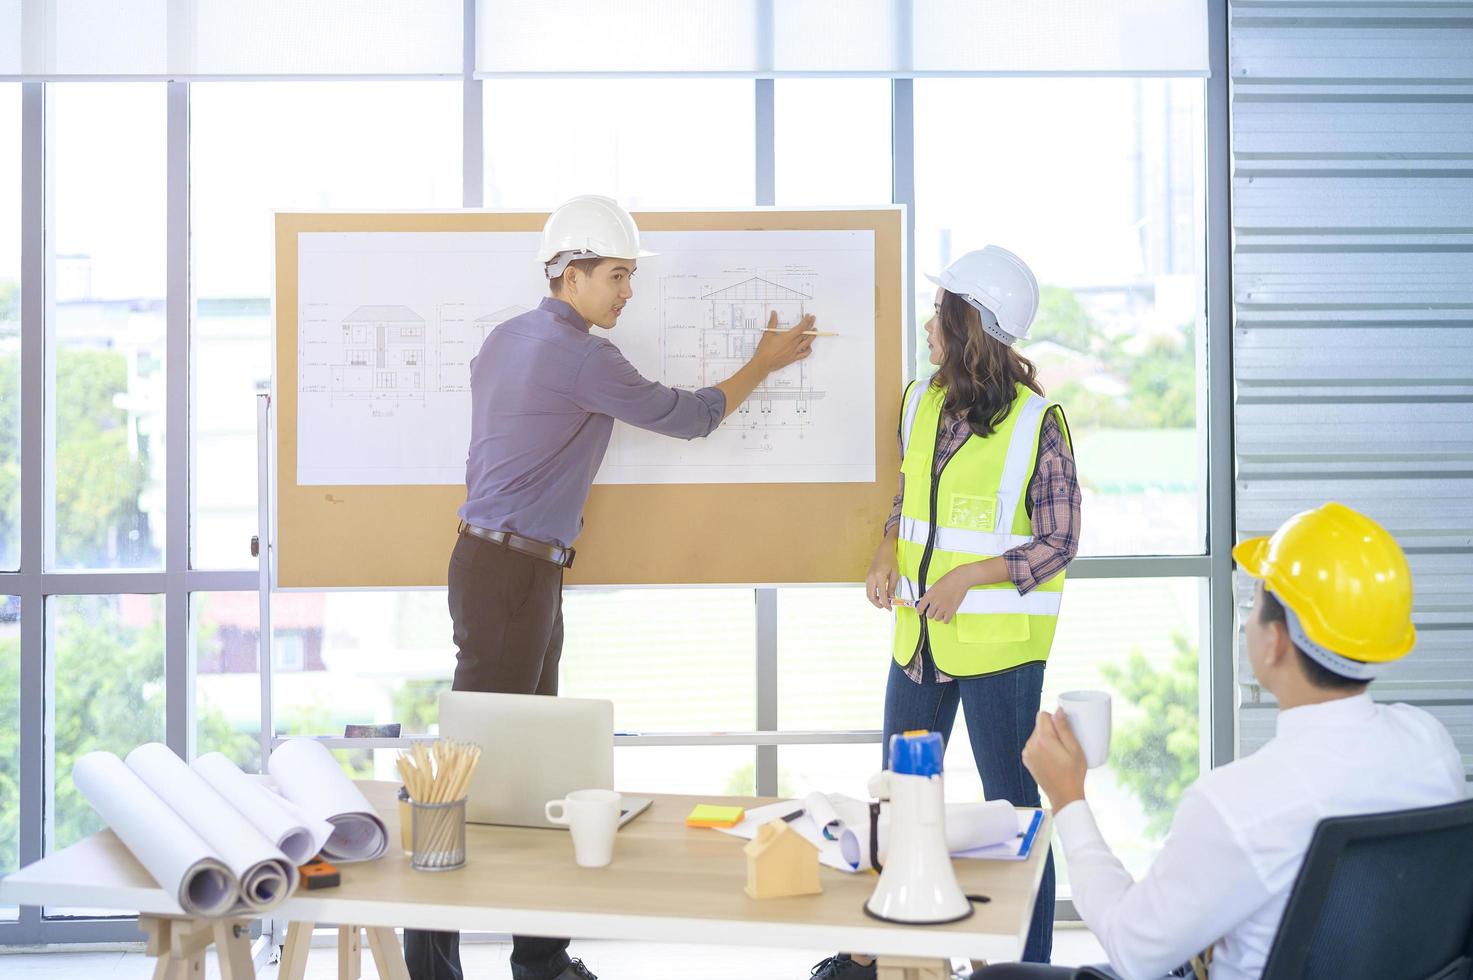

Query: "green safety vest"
<box><xmin>892</xmin><ymin>379</ymin><xmax>1069</xmax><ymax>677</ymax></box>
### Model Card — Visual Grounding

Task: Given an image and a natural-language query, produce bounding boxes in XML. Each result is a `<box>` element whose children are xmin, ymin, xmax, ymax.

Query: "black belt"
<box><xmin>457</xmin><ymin>521</ymin><xmax>575</xmax><ymax>568</ymax></box>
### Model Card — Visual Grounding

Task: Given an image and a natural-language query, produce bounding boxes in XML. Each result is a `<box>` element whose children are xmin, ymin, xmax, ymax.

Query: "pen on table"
<box><xmin>780</xmin><ymin>808</ymin><xmax>806</xmax><ymax>823</ymax></box>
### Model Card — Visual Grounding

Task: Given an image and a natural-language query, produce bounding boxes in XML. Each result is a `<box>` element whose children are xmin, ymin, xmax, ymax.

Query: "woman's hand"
<box><xmin>866</xmin><ymin>541</ymin><xmax>899</xmax><ymax>610</ymax></box>
<box><xmin>915</xmin><ymin>567</ymin><xmax>973</xmax><ymax>624</ymax></box>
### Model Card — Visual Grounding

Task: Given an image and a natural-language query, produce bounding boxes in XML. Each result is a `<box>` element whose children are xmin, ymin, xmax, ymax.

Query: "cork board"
<box><xmin>274</xmin><ymin>208</ymin><xmax>904</xmax><ymax>587</ymax></box>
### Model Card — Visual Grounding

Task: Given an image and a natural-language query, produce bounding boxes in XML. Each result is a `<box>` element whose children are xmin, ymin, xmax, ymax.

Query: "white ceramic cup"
<box><xmin>545</xmin><ymin>789</ymin><xmax>622</xmax><ymax>868</ymax></box>
<box><xmin>1058</xmin><ymin>690</ymin><xmax>1112</xmax><ymax>769</ymax></box>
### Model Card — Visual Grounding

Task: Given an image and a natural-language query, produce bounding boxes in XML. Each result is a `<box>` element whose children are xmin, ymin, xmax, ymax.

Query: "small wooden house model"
<box><xmin>744</xmin><ymin>818</ymin><xmax>822</xmax><ymax>899</ymax></box>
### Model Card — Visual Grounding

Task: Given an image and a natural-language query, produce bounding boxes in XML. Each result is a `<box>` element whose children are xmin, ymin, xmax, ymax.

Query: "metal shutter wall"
<box><xmin>1231</xmin><ymin>0</ymin><xmax>1473</xmax><ymax>779</ymax></box>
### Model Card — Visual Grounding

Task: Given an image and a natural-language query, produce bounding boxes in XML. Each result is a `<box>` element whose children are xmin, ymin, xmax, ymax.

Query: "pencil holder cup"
<box><xmin>410</xmin><ymin>798</ymin><xmax>467</xmax><ymax>872</ymax></box>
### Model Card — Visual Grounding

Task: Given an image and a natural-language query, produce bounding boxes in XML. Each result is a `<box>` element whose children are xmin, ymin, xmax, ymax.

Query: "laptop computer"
<box><xmin>438</xmin><ymin>690</ymin><xmax>652</xmax><ymax>830</ymax></box>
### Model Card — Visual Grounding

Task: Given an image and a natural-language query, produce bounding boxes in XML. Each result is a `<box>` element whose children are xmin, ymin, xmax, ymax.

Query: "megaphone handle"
<box><xmin>868</xmin><ymin>800</ymin><xmax>884</xmax><ymax>873</ymax></box>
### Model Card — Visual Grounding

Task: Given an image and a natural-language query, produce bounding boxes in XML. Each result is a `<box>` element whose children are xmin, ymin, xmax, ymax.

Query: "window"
<box><xmin>190</xmin><ymin>82</ymin><xmax>462</xmax><ymax>568</ymax></box>
<box><xmin>193</xmin><ymin>592</ymin><xmax>262</xmax><ymax>771</ymax></box>
<box><xmin>777</xmin><ymin>586</ymin><xmax>890</xmax><ymax>733</ymax></box>
<box><xmin>49</xmin><ymin>85</ymin><xmax>168</xmax><ymax>570</ymax></box>
<box><xmin>1041</xmin><ymin>577</ymin><xmax>1204</xmax><ymax>884</ymax></box>
<box><xmin>617</xmin><ymin>746</ymin><xmax>756</xmax><ymax>797</ymax></box>
<box><xmin>0</xmin><ymin>85</ymin><xmax>18</xmax><ymax>571</ymax></box>
<box><xmin>774</xmin><ymin>79</ymin><xmax>892</xmax><ymax>207</ymax></box>
<box><xmin>561</xmin><ymin>589</ymin><xmax>756</xmax><ymax>733</ymax></box>
<box><xmin>269</xmin><ymin>591</ymin><xmax>456</xmax><ymax>739</ymax></box>
<box><xmin>49</xmin><ymin>595</ymin><xmax>165</xmax><ymax>856</ymax></box>
<box><xmin>1</xmin><ymin>595</ymin><xmax>17</xmax><ymax>920</ymax></box>
<box><xmin>484</xmin><ymin>79</ymin><xmax>754</xmax><ymax>208</ymax></box>
<box><xmin>915</xmin><ymin>78</ymin><xmax>1207</xmax><ymax>557</ymax></box>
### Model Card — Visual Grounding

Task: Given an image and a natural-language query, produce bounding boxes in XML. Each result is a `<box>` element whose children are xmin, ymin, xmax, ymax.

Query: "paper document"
<box><xmin>716</xmin><ymin>795</ymin><xmax>1038</xmax><ymax>873</ymax></box>
<box><xmin>192</xmin><ymin>752</ymin><xmax>332</xmax><ymax>865</ymax></box>
<box><xmin>268</xmin><ymin>738</ymin><xmax>388</xmax><ymax>862</ymax></box>
<box><xmin>294</xmin><ymin>227</ymin><xmax>877</xmax><ymax>486</ymax></box>
<box><xmin>126</xmin><ymin>744</ymin><xmax>297</xmax><ymax>910</ymax></box>
<box><xmin>72</xmin><ymin>751</ymin><xmax>240</xmax><ymax>917</ymax></box>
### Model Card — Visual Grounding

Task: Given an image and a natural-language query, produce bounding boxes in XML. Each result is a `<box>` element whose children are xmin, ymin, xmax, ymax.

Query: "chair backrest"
<box><xmin>1260</xmin><ymin>797</ymin><xmax>1473</xmax><ymax>980</ymax></box>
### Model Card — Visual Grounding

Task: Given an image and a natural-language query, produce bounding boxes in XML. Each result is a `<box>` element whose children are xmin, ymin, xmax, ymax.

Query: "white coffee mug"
<box><xmin>1058</xmin><ymin>690</ymin><xmax>1112</xmax><ymax>769</ymax></box>
<box><xmin>545</xmin><ymin>789</ymin><xmax>622</xmax><ymax>868</ymax></box>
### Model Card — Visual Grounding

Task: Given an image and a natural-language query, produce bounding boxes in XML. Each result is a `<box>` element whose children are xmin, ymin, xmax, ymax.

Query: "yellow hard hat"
<box><xmin>1232</xmin><ymin>502</ymin><xmax>1415</xmax><ymax>664</ymax></box>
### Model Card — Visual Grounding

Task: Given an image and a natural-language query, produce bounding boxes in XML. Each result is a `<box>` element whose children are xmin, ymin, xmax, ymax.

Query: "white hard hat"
<box><xmin>538</xmin><ymin>194</ymin><xmax>656</xmax><ymax>278</ymax></box>
<box><xmin>925</xmin><ymin>246</ymin><xmax>1040</xmax><ymax>345</ymax></box>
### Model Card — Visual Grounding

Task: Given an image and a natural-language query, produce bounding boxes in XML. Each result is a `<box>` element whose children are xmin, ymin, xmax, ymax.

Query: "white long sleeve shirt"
<box><xmin>1055</xmin><ymin>694</ymin><xmax>1467</xmax><ymax>980</ymax></box>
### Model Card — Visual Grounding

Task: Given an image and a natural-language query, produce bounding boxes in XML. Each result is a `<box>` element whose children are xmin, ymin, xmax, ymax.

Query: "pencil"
<box><xmin>762</xmin><ymin>328</ymin><xmax>840</xmax><ymax>337</ymax></box>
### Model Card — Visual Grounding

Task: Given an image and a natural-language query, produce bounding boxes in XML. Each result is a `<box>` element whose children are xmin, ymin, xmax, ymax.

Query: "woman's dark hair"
<box><xmin>932</xmin><ymin>289</ymin><xmax>1044</xmax><ymax>437</ymax></box>
<box><xmin>1258</xmin><ymin>588</ymin><xmax>1370</xmax><ymax>692</ymax></box>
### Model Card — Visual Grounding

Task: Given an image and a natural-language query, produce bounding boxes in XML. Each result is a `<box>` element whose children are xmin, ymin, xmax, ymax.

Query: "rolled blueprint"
<box><xmin>72</xmin><ymin>751</ymin><xmax>238</xmax><ymax>917</ymax></box>
<box><xmin>803</xmin><ymin>791</ymin><xmax>845</xmax><ymax>840</ymax></box>
<box><xmin>944</xmin><ymin>799</ymin><xmax>1021</xmax><ymax>853</ymax></box>
<box><xmin>268</xmin><ymin>738</ymin><xmax>388</xmax><ymax>862</ymax></box>
<box><xmin>838</xmin><ymin>797</ymin><xmax>1019</xmax><ymax>870</ymax></box>
<box><xmin>126</xmin><ymin>743</ymin><xmax>296</xmax><ymax>911</ymax></box>
<box><xmin>192</xmin><ymin>751</ymin><xmax>332</xmax><ymax>866</ymax></box>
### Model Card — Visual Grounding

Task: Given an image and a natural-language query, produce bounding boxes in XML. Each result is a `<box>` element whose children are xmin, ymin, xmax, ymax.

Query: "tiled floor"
<box><xmin>2</xmin><ymin>927</ymin><xmax>1107</xmax><ymax>979</ymax></box>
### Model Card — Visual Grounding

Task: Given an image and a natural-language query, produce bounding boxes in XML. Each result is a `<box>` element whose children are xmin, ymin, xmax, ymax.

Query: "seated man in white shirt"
<box><xmin>977</xmin><ymin>502</ymin><xmax>1467</xmax><ymax>980</ymax></box>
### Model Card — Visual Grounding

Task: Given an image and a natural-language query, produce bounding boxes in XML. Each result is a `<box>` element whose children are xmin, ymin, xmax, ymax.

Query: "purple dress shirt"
<box><xmin>459</xmin><ymin>297</ymin><xmax>726</xmax><ymax>549</ymax></box>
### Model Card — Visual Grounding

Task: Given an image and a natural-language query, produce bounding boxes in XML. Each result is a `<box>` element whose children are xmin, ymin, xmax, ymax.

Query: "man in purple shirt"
<box><xmin>405</xmin><ymin>196</ymin><xmax>817</xmax><ymax>980</ymax></box>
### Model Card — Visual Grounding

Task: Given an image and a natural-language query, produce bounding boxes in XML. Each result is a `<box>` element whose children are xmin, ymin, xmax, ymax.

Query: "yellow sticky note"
<box><xmin>686</xmin><ymin>804</ymin><xmax>745</xmax><ymax>828</ymax></box>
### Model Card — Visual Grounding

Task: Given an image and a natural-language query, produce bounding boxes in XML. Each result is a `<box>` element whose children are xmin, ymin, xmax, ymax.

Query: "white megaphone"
<box><xmin>864</xmin><ymin>731</ymin><xmax>973</xmax><ymax>925</ymax></box>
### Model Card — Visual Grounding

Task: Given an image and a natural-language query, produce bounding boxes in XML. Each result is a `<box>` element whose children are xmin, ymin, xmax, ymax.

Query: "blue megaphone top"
<box><xmin>889</xmin><ymin>730</ymin><xmax>944</xmax><ymax>777</ymax></box>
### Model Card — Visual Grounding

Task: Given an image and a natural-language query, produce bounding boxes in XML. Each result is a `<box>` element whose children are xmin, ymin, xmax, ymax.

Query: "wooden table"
<box><xmin>0</xmin><ymin>782</ymin><xmax>1052</xmax><ymax>980</ymax></box>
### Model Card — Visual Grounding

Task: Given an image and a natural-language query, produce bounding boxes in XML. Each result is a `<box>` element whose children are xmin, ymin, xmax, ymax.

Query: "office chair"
<box><xmin>1259</xmin><ymin>797</ymin><xmax>1473</xmax><ymax>980</ymax></box>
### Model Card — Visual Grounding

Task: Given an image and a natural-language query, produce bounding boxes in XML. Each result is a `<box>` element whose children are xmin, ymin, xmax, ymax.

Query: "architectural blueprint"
<box><xmin>295</xmin><ymin>228</ymin><xmax>876</xmax><ymax>486</ymax></box>
<box><xmin>296</xmin><ymin>232</ymin><xmax>547</xmax><ymax>485</ymax></box>
<box><xmin>599</xmin><ymin>229</ymin><xmax>876</xmax><ymax>484</ymax></box>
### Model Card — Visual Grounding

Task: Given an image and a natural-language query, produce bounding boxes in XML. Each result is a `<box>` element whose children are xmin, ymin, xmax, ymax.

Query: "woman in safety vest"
<box><xmin>811</xmin><ymin>247</ymin><xmax>1082</xmax><ymax>980</ymax></box>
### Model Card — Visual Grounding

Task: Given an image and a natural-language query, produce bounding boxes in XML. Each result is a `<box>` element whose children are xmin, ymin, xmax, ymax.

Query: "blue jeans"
<box><xmin>883</xmin><ymin>657</ymin><xmax>1056</xmax><ymax>964</ymax></box>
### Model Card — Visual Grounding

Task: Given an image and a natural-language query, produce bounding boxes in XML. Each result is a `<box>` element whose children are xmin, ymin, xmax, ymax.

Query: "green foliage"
<box><xmin>0</xmin><ymin>353</ymin><xmax>240</xmax><ymax>871</ymax></box>
<box><xmin>392</xmin><ymin>679</ymin><xmax>451</xmax><ymax>735</ymax></box>
<box><xmin>0</xmin><ymin>627</ymin><xmax>17</xmax><ymax>873</ymax></box>
<box><xmin>1125</xmin><ymin>325</ymin><xmax>1197</xmax><ymax>429</ymax></box>
<box><xmin>722</xmin><ymin>762</ymin><xmax>791</xmax><ymax>798</ymax></box>
<box><xmin>1100</xmin><ymin>632</ymin><xmax>1200</xmax><ymax>838</ymax></box>
<box><xmin>0</xmin><ymin>354</ymin><xmax>17</xmax><ymax>566</ymax></box>
<box><xmin>1029</xmin><ymin>285</ymin><xmax>1095</xmax><ymax>354</ymax></box>
<box><xmin>53</xmin><ymin>349</ymin><xmax>155</xmax><ymax>567</ymax></box>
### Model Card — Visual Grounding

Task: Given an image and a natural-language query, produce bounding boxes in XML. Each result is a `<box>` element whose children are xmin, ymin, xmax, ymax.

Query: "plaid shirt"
<box><xmin>885</xmin><ymin>406</ymin><xmax>1081</xmax><ymax>684</ymax></box>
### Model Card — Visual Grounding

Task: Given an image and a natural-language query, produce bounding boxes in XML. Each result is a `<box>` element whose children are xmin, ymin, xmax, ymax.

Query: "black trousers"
<box><xmin>405</xmin><ymin>533</ymin><xmax>570</xmax><ymax>980</ymax></box>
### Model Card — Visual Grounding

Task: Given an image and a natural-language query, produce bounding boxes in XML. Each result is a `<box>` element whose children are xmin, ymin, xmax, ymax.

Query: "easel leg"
<box><xmin>338</xmin><ymin>924</ymin><xmax>363</xmax><ymax>980</ymax></box>
<box><xmin>366</xmin><ymin>927</ymin><xmax>411</xmax><ymax>980</ymax></box>
<box><xmin>279</xmin><ymin>921</ymin><xmax>316</xmax><ymax>980</ymax></box>
<box><xmin>139</xmin><ymin>916</ymin><xmax>216</xmax><ymax>980</ymax></box>
<box><xmin>214</xmin><ymin>919</ymin><xmax>256</xmax><ymax>980</ymax></box>
<box><xmin>876</xmin><ymin>956</ymin><xmax>951</xmax><ymax>980</ymax></box>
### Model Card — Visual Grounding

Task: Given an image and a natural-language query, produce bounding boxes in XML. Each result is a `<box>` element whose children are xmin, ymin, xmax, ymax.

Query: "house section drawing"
<box><xmin>660</xmin><ymin>275</ymin><xmax>824</xmax><ymax>432</ymax></box>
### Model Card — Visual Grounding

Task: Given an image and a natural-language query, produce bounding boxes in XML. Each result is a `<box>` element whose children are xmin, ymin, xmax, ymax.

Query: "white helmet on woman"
<box><xmin>538</xmin><ymin>194</ymin><xmax>657</xmax><ymax>279</ymax></box>
<box><xmin>926</xmin><ymin>246</ymin><xmax>1040</xmax><ymax>345</ymax></box>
